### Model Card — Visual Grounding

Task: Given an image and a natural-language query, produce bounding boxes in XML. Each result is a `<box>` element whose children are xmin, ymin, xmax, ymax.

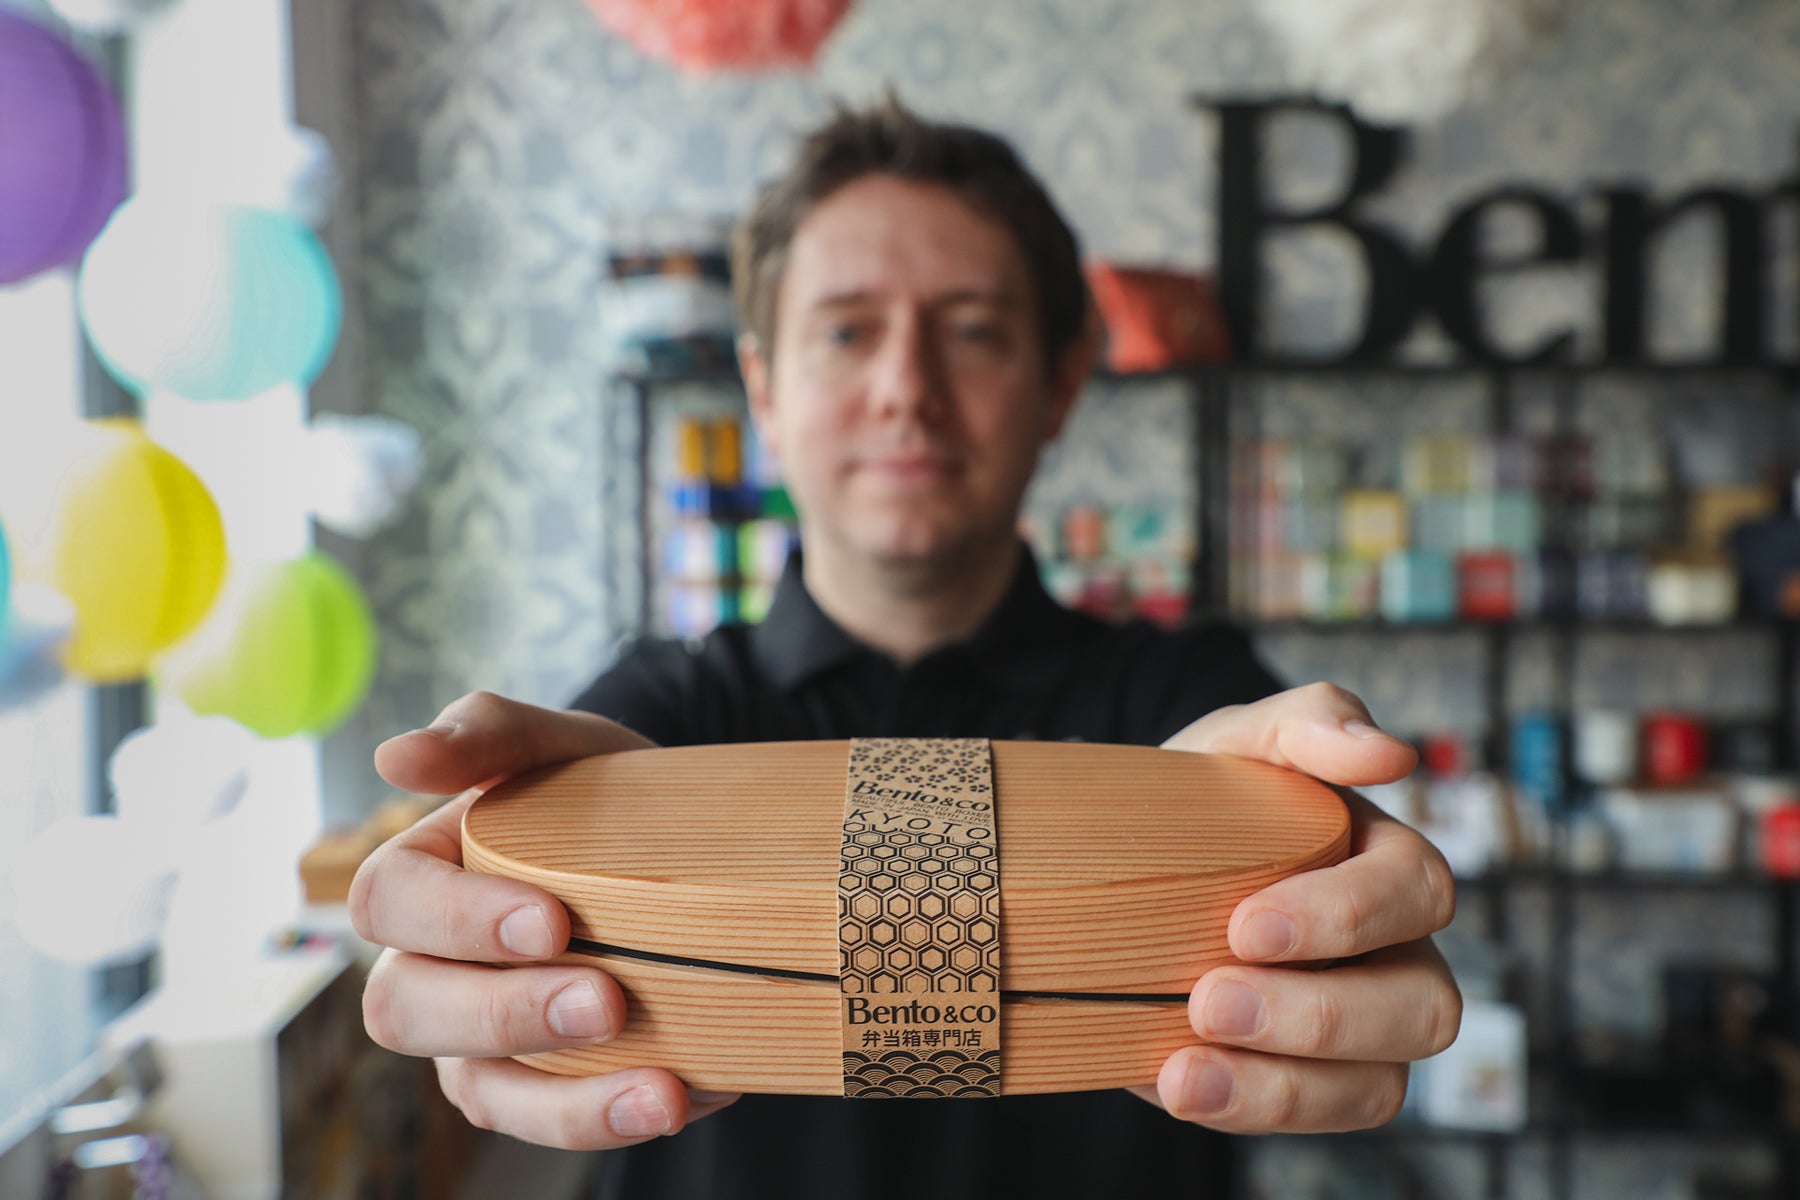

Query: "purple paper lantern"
<box><xmin>0</xmin><ymin>9</ymin><xmax>129</xmax><ymax>285</ymax></box>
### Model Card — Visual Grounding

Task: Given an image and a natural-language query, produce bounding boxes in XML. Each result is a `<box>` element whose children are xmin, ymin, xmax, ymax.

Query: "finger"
<box><xmin>348</xmin><ymin>796</ymin><xmax>574</xmax><ymax>961</ymax></box>
<box><xmin>1161</xmin><ymin>681</ymin><xmax>1417</xmax><ymax>788</ymax></box>
<box><xmin>374</xmin><ymin>690</ymin><xmax>656</xmax><ymax>798</ymax></box>
<box><xmin>363</xmin><ymin>952</ymin><xmax>627</xmax><ymax>1058</ymax></box>
<box><xmin>1227</xmin><ymin>792</ymin><xmax>1457</xmax><ymax>962</ymax></box>
<box><xmin>435</xmin><ymin>1059</ymin><xmax>739</xmax><ymax>1151</ymax></box>
<box><xmin>1188</xmin><ymin>940</ymin><xmax>1462</xmax><ymax>1062</ymax></box>
<box><xmin>1134</xmin><ymin>1046</ymin><xmax>1409</xmax><ymax>1135</ymax></box>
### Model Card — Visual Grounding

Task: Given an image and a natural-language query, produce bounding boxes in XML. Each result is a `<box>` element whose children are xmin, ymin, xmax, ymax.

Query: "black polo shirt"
<box><xmin>569</xmin><ymin>546</ymin><xmax>1283</xmax><ymax>1200</ymax></box>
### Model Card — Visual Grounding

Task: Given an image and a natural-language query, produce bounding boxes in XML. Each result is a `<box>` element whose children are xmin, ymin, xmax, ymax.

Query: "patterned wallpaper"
<box><xmin>327</xmin><ymin>2</ymin><xmax>1800</xmax><ymax>1193</ymax></box>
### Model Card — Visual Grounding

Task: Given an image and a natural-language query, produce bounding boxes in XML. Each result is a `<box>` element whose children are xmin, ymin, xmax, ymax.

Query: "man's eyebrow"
<box><xmin>805</xmin><ymin>287</ymin><xmax>1025</xmax><ymax>311</ymax></box>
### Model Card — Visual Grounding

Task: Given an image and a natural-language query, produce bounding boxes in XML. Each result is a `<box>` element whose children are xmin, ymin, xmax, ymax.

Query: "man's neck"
<box><xmin>801</xmin><ymin>537</ymin><xmax>1022</xmax><ymax>666</ymax></box>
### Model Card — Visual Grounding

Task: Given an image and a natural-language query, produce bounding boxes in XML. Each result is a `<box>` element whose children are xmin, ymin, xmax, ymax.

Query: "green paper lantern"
<box><xmin>159</xmin><ymin>551</ymin><xmax>376</xmax><ymax>738</ymax></box>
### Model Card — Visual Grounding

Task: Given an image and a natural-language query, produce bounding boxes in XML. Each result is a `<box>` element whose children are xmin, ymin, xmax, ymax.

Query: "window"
<box><xmin>0</xmin><ymin>3</ymin><xmax>149</xmax><ymax>1149</ymax></box>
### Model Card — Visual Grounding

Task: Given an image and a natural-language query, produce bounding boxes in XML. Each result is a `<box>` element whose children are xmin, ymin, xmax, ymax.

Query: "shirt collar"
<box><xmin>749</xmin><ymin>542</ymin><xmax>1088</xmax><ymax>692</ymax></box>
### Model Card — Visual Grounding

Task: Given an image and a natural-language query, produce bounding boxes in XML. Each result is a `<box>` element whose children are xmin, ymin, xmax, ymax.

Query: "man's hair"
<box><xmin>731</xmin><ymin>95</ymin><xmax>1088</xmax><ymax>372</ymax></box>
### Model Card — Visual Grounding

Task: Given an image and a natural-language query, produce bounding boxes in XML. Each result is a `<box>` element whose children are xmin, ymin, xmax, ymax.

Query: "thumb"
<box><xmin>375</xmin><ymin>691</ymin><xmax>657</xmax><ymax>797</ymax></box>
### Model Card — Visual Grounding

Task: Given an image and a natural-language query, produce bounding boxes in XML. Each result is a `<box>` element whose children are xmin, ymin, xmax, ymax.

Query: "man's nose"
<box><xmin>869</xmin><ymin>314</ymin><xmax>945</xmax><ymax>422</ymax></box>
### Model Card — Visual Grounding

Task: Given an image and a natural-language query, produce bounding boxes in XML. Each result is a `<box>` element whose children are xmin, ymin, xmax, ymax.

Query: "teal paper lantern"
<box><xmin>77</xmin><ymin>199</ymin><xmax>341</xmax><ymax>400</ymax></box>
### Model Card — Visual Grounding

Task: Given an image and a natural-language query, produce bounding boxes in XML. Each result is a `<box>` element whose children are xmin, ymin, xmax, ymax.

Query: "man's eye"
<box><xmin>953</xmin><ymin>323</ymin><xmax>1004</xmax><ymax>345</ymax></box>
<box><xmin>827</xmin><ymin>323</ymin><xmax>866</xmax><ymax>346</ymax></box>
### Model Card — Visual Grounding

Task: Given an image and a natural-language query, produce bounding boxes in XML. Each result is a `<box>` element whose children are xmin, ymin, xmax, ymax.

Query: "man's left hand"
<box><xmin>1135</xmin><ymin>681</ymin><xmax>1462</xmax><ymax>1134</ymax></box>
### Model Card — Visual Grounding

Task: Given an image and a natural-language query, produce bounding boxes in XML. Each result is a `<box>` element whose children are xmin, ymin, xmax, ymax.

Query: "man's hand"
<box><xmin>348</xmin><ymin>691</ymin><xmax>742</xmax><ymax>1149</ymax></box>
<box><xmin>1135</xmin><ymin>682</ymin><xmax>1461</xmax><ymax>1134</ymax></box>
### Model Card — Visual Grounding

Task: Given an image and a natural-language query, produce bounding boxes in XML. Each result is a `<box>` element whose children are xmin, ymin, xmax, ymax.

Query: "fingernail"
<box><xmin>499</xmin><ymin>905</ymin><xmax>555</xmax><ymax>958</ymax></box>
<box><xmin>610</xmin><ymin>1085</ymin><xmax>673</xmax><ymax>1138</ymax></box>
<box><xmin>548</xmin><ymin>980</ymin><xmax>612</xmax><ymax>1040</ymax></box>
<box><xmin>1204</xmin><ymin>981</ymin><xmax>1266</xmax><ymax>1039</ymax></box>
<box><xmin>1181</xmin><ymin>1059</ymin><xmax>1234</xmax><ymax>1116</ymax></box>
<box><xmin>1240</xmin><ymin>912</ymin><xmax>1296</xmax><ymax>960</ymax></box>
<box><xmin>1343</xmin><ymin>718</ymin><xmax>1386</xmax><ymax>740</ymax></box>
<box><xmin>424</xmin><ymin>719</ymin><xmax>459</xmax><ymax>737</ymax></box>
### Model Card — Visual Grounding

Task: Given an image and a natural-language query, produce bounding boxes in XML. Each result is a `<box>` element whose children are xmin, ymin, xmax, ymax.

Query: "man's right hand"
<box><xmin>348</xmin><ymin>691</ymin><xmax>742</xmax><ymax>1149</ymax></box>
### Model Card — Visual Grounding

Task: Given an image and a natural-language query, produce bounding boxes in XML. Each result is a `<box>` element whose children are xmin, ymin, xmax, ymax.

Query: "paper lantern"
<box><xmin>158</xmin><ymin>551</ymin><xmax>377</xmax><ymax>739</ymax></box>
<box><xmin>586</xmin><ymin>0</ymin><xmax>852</xmax><ymax>71</ymax></box>
<box><xmin>77</xmin><ymin>199</ymin><xmax>342</xmax><ymax>400</ymax></box>
<box><xmin>32</xmin><ymin>420</ymin><xmax>226</xmax><ymax>683</ymax></box>
<box><xmin>0</xmin><ymin>9</ymin><xmax>129</xmax><ymax>284</ymax></box>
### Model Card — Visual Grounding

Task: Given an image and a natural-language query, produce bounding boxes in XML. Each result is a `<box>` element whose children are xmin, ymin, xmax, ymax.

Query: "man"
<box><xmin>351</xmin><ymin>99</ymin><xmax>1459</xmax><ymax>1197</ymax></box>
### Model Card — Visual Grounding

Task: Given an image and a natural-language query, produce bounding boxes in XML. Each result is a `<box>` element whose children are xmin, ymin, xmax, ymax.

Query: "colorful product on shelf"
<box><xmin>738</xmin><ymin>519</ymin><xmax>798</xmax><ymax>583</ymax></box>
<box><xmin>1339</xmin><ymin>490</ymin><xmax>1409</xmax><ymax>559</ymax></box>
<box><xmin>1061</xmin><ymin>505</ymin><xmax>1107</xmax><ymax>562</ymax></box>
<box><xmin>1641</xmin><ymin>711</ymin><xmax>1708</xmax><ymax>786</ymax></box>
<box><xmin>1461</xmin><ymin>491</ymin><xmax>1540</xmax><ymax>554</ymax></box>
<box><xmin>1762</xmin><ymin>805</ymin><xmax>1800</xmax><ymax>877</ymax></box>
<box><xmin>1402</xmin><ymin>434</ymin><xmax>1473</xmax><ymax>496</ymax></box>
<box><xmin>1032</xmin><ymin>503</ymin><xmax>1193</xmax><ymax>628</ymax></box>
<box><xmin>1645</xmin><ymin>551</ymin><xmax>1737</xmax><ymax>625</ymax></box>
<box><xmin>1457</xmin><ymin>552</ymin><xmax>1516</xmax><ymax>621</ymax></box>
<box><xmin>1380</xmin><ymin>549</ymin><xmax>1455</xmax><ymax>623</ymax></box>
<box><xmin>1509</xmin><ymin>711</ymin><xmax>1564</xmax><ymax>814</ymax></box>
<box><xmin>1572</xmin><ymin>708</ymin><xmax>1637</xmax><ymax>786</ymax></box>
<box><xmin>658</xmin><ymin>412</ymin><xmax>798</xmax><ymax>636</ymax></box>
<box><xmin>707</xmin><ymin>417</ymin><xmax>742</xmax><ymax>486</ymax></box>
<box><xmin>1083</xmin><ymin>261</ymin><xmax>1231</xmax><ymax>373</ymax></box>
<box><xmin>663</xmin><ymin>520</ymin><xmax>736</xmax><ymax>582</ymax></box>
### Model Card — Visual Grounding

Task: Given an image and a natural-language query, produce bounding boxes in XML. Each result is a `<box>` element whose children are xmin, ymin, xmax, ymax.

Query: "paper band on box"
<box><xmin>838</xmin><ymin>738</ymin><xmax>1001</xmax><ymax>1097</ymax></box>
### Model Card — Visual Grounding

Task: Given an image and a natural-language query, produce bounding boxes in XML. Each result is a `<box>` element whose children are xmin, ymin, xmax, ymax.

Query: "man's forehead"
<box><xmin>780</xmin><ymin>176</ymin><xmax>1030</xmax><ymax>310</ymax></box>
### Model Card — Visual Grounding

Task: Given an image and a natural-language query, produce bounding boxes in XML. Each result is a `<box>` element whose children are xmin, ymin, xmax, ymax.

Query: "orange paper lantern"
<box><xmin>586</xmin><ymin>0</ymin><xmax>851</xmax><ymax>71</ymax></box>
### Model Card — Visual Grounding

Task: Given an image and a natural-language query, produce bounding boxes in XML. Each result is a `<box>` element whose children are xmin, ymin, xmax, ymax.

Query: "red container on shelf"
<box><xmin>1763</xmin><ymin>804</ymin><xmax>1800</xmax><ymax>877</ymax></box>
<box><xmin>1458</xmin><ymin>552</ymin><xmax>1517</xmax><ymax>621</ymax></box>
<box><xmin>1642</xmin><ymin>712</ymin><xmax>1708</xmax><ymax>785</ymax></box>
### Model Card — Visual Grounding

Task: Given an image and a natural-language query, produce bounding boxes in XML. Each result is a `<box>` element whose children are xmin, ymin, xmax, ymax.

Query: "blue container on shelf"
<box><xmin>1510</xmin><ymin>711</ymin><xmax>1565</xmax><ymax>814</ymax></box>
<box><xmin>1380</xmin><ymin>549</ymin><xmax>1456</xmax><ymax>623</ymax></box>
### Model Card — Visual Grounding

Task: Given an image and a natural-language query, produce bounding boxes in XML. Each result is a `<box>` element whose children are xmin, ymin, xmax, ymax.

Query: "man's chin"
<box><xmin>853</xmin><ymin>527</ymin><xmax>1011</xmax><ymax>574</ymax></box>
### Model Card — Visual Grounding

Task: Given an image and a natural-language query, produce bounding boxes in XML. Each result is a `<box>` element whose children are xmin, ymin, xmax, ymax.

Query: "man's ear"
<box><xmin>739</xmin><ymin>332</ymin><xmax>779</xmax><ymax>457</ymax></box>
<box><xmin>1043</xmin><ymin>303</ymin><xmax>1102</xmax><ymax>442</ymax></box>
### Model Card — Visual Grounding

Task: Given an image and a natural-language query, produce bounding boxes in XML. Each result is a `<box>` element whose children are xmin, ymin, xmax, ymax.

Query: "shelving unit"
<box><xmin>1212</xmin><ymin>360</ymin><xmax>1799</xmax><ymax>1200</ymax></box>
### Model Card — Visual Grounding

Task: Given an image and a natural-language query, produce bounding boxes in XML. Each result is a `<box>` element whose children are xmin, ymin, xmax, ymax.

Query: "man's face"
<box><xmin>743</xmin><ymin>174</ymin><xmax>1084</xmax><ymax>575</ymax></box>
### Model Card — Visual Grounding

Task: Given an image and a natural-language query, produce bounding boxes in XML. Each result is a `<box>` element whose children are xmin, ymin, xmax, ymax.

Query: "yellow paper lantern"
<box><xmin>158</xmin><ymin>551</ymin><xmax>376</xmax><ymax>738</ymax></box>
<box><xmin>32</xmin><ymin>419</ymin><xmax>226</xmax><ymax>681</ymax></box>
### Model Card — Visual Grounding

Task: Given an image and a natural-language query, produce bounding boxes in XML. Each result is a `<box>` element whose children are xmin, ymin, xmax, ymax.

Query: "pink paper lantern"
<box><xmin>0</xmin><ymin>9</ymin><xmax>129</xmax><ymax>284</ymax></box>
<box><xmin>586</xmin><ymin>0</ymin><xmax>852</xmax><ymax>72</ymax></box>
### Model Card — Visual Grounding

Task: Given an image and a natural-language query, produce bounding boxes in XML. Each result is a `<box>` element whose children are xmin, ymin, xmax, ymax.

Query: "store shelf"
<box><xmin>1238</xmin><ymin>617</ymin><xmax>1784</xmax><ymax>634</ymax></box>
<box><xmin>1458</xmin><ymin>869</ymin><xmax>1799</xmax><ymax>891</ymax></box>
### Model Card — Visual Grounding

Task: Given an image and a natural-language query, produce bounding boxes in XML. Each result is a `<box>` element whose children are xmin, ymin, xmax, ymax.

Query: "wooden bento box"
<box><xmin>462</xmin><ymin>739</ymin><xmax>1349</xmax><ymax>1096</ymax></box>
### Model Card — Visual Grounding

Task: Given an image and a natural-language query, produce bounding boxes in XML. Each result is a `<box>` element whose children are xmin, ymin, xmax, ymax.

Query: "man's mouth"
<box><xmin>860</xmin><ymin>454</ymin><xmax>959</xmax><ymax>484</ymax></box>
